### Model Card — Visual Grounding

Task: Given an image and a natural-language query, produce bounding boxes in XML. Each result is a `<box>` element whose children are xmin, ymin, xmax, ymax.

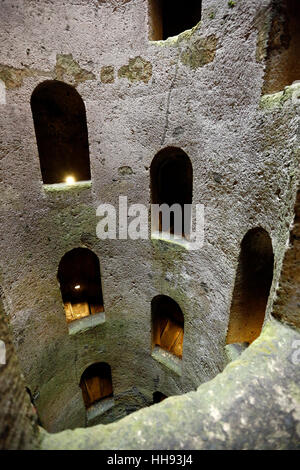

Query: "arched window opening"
<box><xmin>153</xmin><ymin>391</ymin><xmax>167</xmax><ymax>404</ymax></box>
<box><xmin>226</xmin><ymin>228</ymin><xmax>274</xmax><ymax>345</ymax></box>
<box><xmin>31</xmin><ymin>80</ymin><xmax>91</xmax><ymax>184</ymax></box>
<box><xmin>262</xmin><ymin>0</ymin><xmax>300</xmax><ymax>94</ymax></box>
<box><xmin>80</xmin><ymin>363</ymin><xmax>113</xmax><ymax>410</ymax></box>
<box><xmin>57</xmin><ymin>248</ymin><xmax>104</xmax><ymax>323</ymax></box>
<box><xmin>150</xmin><ymin>147</ymin><xmax>193</xmax><ymax>238</ymax></box>
<box><xmin>272</xmin><ymin>190</ymin><xmax>300</xmax><ymax>327</ymax></box>
<box><xmin>148</xmin><ymin>0</ymin><xmax>202</xmax><ymax>41</ymax></box>
<box><xmin>151</xmin><ymin>295</ymin><xmax>184</xmax><ymax>359</ymax></box>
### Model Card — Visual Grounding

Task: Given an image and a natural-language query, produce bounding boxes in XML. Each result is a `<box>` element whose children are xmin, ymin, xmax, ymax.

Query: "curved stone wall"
<box><xmin>0</xmin><ymin>0</ymin><xmax>299</xmax><ymax>433</ymax></box>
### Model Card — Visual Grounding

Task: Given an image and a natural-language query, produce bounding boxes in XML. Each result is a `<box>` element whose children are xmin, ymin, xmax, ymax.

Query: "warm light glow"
<box><xmin>74</xmin><ymin>284</ymin><xmax>81</xmax><ymax>290</ymax></box>
<box><xmin>65</xmin><ymin>175</ymin><xmax>75</xmax><ymax>185</ymax></box>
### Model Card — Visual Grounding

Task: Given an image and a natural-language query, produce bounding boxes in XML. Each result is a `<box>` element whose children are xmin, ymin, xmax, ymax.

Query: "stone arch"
<box><xmin>153</xmin><ymin>391</ymin><xmax>167</xmax><ymax>404</ymax></box>
<box><xmin>151</xmin><ymin>295</ymin><xmax>184</xmax><ymax>359</ymax></box>
<box><xmin>150</xmin><ymin>147</ymin><xmax>193</xmax><ymax>237</ymax></box>
<box><xmin>262</xmin><ymin>0</ymin><xmax>300</xmax><ymax>94</ymax></box>
<box><xmin>80</xmin><ymin>362</ymin><xmax>113</xmax><ymax>409</ymax></box>
<box><xmin>57</xmin><ymin>248</ymin><xmax>104</xmax><ymax>323</ymax></box>
<box><xmin>31</xmin><ymin>80</ymin><xmax>91</xmax><ymax>184</ymax></box>
<box><xmin>226</xmin><ymin>228</ymin><xmax>274</xmax><ymax>344</ymax></box>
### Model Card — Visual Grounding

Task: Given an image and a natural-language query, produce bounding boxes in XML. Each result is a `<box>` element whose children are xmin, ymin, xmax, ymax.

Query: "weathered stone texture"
<box><xmin>118</xmin><ymin>56</ymin><xmax>152</xmax><ymax>83</ymax></box>
<box><xmin>0</xmin><ymin>295</ymin><xmax>39</xmax><ymax>449</ymax></box>
<box><xmin>41</xmin><ymin>320</ymin><xmax>300</xmax><ymax>450</ymax></box>
<box><xmin>100</xmin><ymin>66</ymin><xmax>115</xmax><ymax>84</ymax></box>
<box><xmin>272</xmin><ymin>189</ymin><xmax>300</xmax><ymax>328</ymax></box>
<box><xmin>0</xmin><ymin>0</ymin><xmax>299</xmax><ymax>444</ymax></box>
<box><xmin>180</xmin><ymin>35</ymin><xmax>217</xmax><ymax>69</ymax></box>
<box><xmin>262</xmin><ymin>0</ymin><xmax>300</xmax><ymax>94</ymax></box>
<box><xmin>54</xmin><ymin>54</ymin><xmax>96</xmax><ymax>86</ymax></box>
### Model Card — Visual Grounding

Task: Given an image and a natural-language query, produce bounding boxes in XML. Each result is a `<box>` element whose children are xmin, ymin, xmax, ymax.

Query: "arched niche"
<box><xmin>226</xmin><ymin>228</ymin><xmax>274</xmax><ymax>345</ymax></box>
<box><xmin>80</xmin><ymin>362</ymin><xmax>113</xmax><ymax>409</ymax></box>
<box><xmin>31</xmin><ymin>80</ymin><xmax>91</xmax><ymax>184</ymax></box>
<box><xmin>57</xmin><ymin>248</ymin><xmax>104</xmax><ymax>323</ymax></box>
<box><xmin>151</xmin><ymin>295</ymin><xmax>184</xmax><ymax>359</ymax></box>
<box><xmin>150</xmin><ymin>147</ymin><xmax>193</xmax><ymax>238</ymax></box>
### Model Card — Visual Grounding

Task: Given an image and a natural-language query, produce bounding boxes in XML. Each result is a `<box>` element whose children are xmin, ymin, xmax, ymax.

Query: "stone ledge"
<box><xmin>68</xmin><ymin>312</ymin><xmax>105</xmax><ymax>336</ymax></box>
<box><xmin>260</xmin><ymin>82</ymin><xmax>300</xmax><ymax>110</ymax></box>
<box><xmin>151</xmin><ymin>231</ymin><xmax>191</xmax><ymax>251</ymax></box>
<box><xmin>87</xmin><ymin>398</ymin><xmax>114</xmax><ymax>425</ymax></box>
<box><xmin>151</xmin><ymin>346</ymin><xmax>182</xmax><ymax>376</ymax></box>
<box><xmin>225</xmin><ymin>342</ymin><xmax>249</xmax><ymax>363</ymax></box>
<box><xmin>43</xmin><ymin>180</ymin><xmax>92</xmax><ymax>192</ymax></box>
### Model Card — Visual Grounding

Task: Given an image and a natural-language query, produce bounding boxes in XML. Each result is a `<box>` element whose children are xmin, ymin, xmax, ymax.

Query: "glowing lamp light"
<box><xmin>65</xmin><ymin>175</ymin><xmax>76</xmax><ymax>185</ymax></box>
<box><xmin>74</xmin><ymin>284</ymin><xmax>81</xmax><ymax>290</ymax></box>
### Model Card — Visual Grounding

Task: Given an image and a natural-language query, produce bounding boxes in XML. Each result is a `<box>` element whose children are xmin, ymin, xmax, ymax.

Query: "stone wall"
<box><xmin>40</xmin><ymin>319</ymin><xmax>300</xmax><ymax>450</ymax></box>
<box><xmin>273</xmin><ymin>188</ymin><xmax>300</xmax><ymax>328</ymax></box>
<box><xmin>0</xmin><ymin>292</ymin><xmax>39</xmax><ymax>449</ymax></box>
<box><xmin>0</xmin><ymin>0</ymin><xmax>299</xmax><ymax>433</ymax></box>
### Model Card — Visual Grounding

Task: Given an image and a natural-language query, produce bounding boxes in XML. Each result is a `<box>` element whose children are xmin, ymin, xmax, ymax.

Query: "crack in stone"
<box><xmin>161</xmin><ymin>54</ymin><xmax>181</xmax><ymax>146</ymax></box>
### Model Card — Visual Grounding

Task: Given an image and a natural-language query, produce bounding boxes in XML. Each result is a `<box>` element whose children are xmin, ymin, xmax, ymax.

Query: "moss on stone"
<box><xmin>40</xmin><ymin>319</ymin><xmax>300</xmax><ymax>450</ymax></box>
<box><xmin>100</xmin><ymin>66</ymin><xmax>115</xmax><ymax>84</ymax></box>
<box><xmin>260</xmin><ymin>83</ymin><xmax>300</xmax><ymax>110</ymax></box>
<box><xmin>254</xmin><ymin>8</ymin><xmax>272</xmax><ymax>63</ymax></box>
<box><xmin>55</xmin><ymin>54</ymin><xmax>95</xmax><ymax>86</ymax></box>
<box><xmin>180</xmin><ymin>35</ymin><xmax>218</xmax><ymax>69</ymax></box>
<box><xmin>118</xmin><ymin>57</ymin><xmax>152</xmax><ymax>84</ymax></box>
<box><xmin>118</xmin><ymin>166</ymin><xmax>133</xmax><ymax>176</ymax></box>
<box><xmin>0</xmin><ymin>54</ymin><xmax>95</xmax><ymax>90</ymax></box>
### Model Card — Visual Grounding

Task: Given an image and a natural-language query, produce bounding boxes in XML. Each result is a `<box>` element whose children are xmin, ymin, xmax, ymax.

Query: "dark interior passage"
<box><xmin>226</xmin><ymin>228</ymin><xmax>274</xmax><ymax>344</ymax></box>
<box><xmin>80</xmin><ymin>363</ymin><xmax>113</xmax><ymax>409</ymax></box>
<box><xmin>31</xmin><ymin>80</ymin><xmax>91</xmax><ymax>184</ymax></box>
<box><xmin>150</xmin><ymin>147</ymin><xmax>193</xmax><ymax>237</ymax></box>
<box><xmin>149</xmin><ymin>0</ymin><xmax>202</xmax><ymax>41</ymax></box>
<box><xmin>57</xmin><ymin>248</ymin><xmax>104</xmax><ymax>323</ymax></box>
<box><xmin>263</xmin><ymin>0</ymin><xmax>300</xmax><ymax>94</ymax></box>
<box><xmin>152</xmin><ymin>295</ymin><xmax>184</xmax><ymax>359</ymax></box>
<box><xmin>153</xmin><ymin>391</ymin><xmax>167</xmax><ymax>404</ymax></box>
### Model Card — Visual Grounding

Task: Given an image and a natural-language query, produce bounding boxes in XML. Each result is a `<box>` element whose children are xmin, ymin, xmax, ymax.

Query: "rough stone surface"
<box><xmin>0</xmin><ymin>0</ymin><xmax>299</xmax><ymax>440</ymax></box>
<box><xmin>0</xmin><ymin>64</ymin><xmax>40</xmax><ymax>89</ymax></box>
<box><xmin>0</xmin><ymin>294</ymin><xmax>39</xmax><ymax>449</ymax></box>
<box><xmin>100</xmin><ymin>66</ymin><xmax>115</xmax><ymax>84</ymax></box>
<box><xmin>118</xmin><ymin>165</ymin><xmax>134</xmax><ymax>176</ymax></box>
<box><xmin>118</xmin><ymin>56</ymin><xmax>152</xmax><ymax>83</ymax></box>
<box><xmin>40</xmin><ymin>320</ymin><xmax>300</xmax><ymax>450</ymax></box>
<box><xmin>272</xmin><ymin>189</ymin><xmax>300</xmax><ymax>328</ymax></box>
<box><xmin>224</xmin><ymin>342</ymin><xmax>248</xmax><ymax>363</ymax></box>
<box><xmin>180</xmin><ymin>35</ymin><xmax>217</xmax><ymax>69</ymax></box>
<box><xmin>55</xmin><ymin>54</ymin><xmax>96</xmax><ymax>86</ymax></box>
